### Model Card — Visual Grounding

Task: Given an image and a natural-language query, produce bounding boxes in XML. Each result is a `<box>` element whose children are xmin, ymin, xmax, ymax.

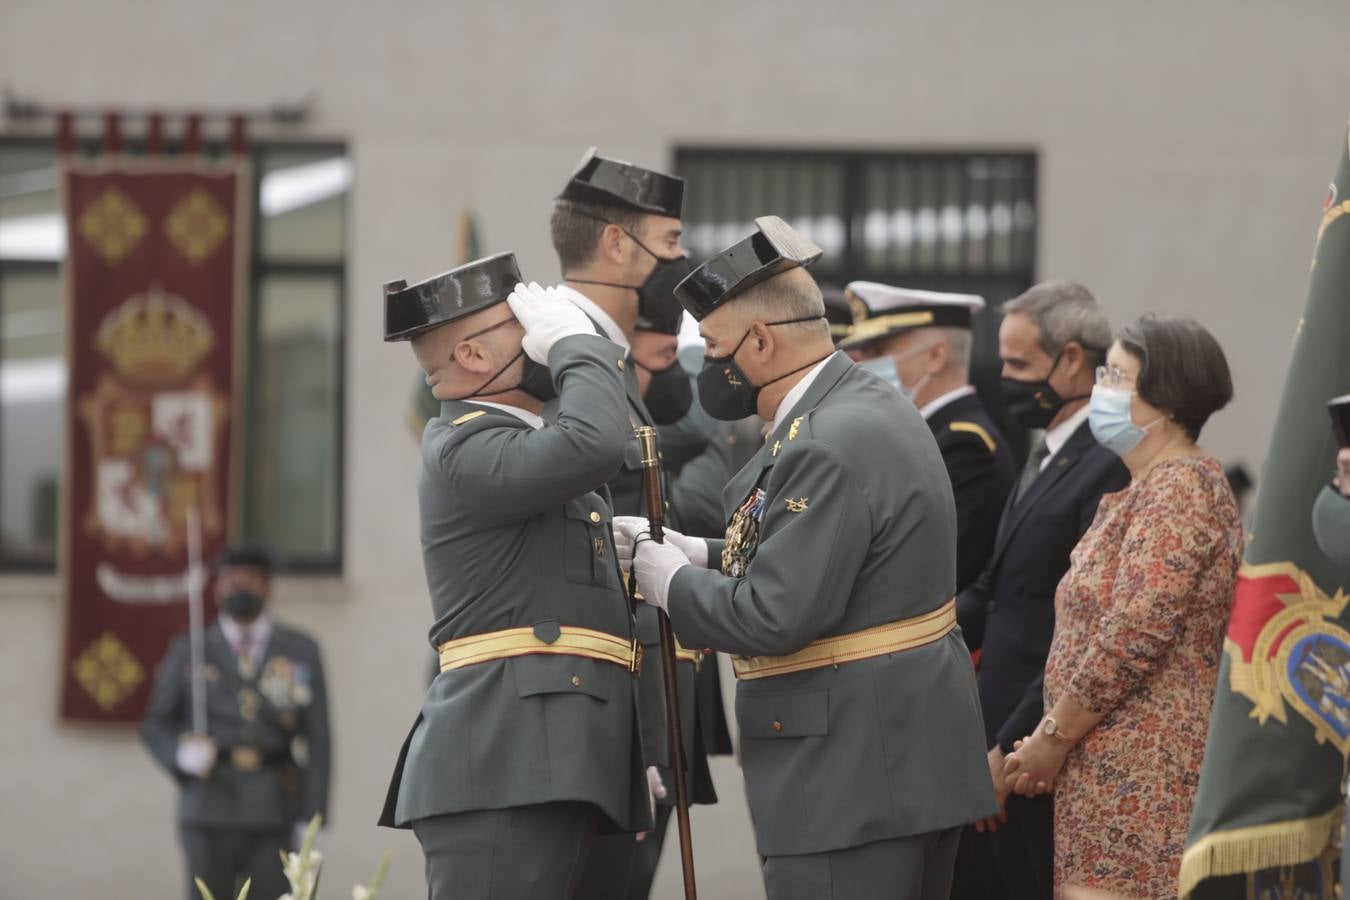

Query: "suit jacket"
<box><xmin>927</xmin><ymin>393</ymin><xmax>1017</xmax><ymax>593</ymax></box>
<box><xmin>668</xmin><ymin>352</ymin><xmax>996</xmax><ymax>857</ymax></box>
<box><xmin>956</xmin><ymin>419</ymin><xmax>1129</xmax><ymax>753</ymax></box>
<box><xmin>141</xmin><ymin>621</ymin><xmax>331</xmax><ymax>829</ymax></box>
<box><xmin>379</xmin><ymin>334</ymin><xmax>647</xmax><ymax>832</ymax></box>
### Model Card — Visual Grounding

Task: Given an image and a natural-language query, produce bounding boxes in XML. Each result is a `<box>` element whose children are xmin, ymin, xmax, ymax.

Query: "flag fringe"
<box><xmin>1178</xmin><ymin>807</ymin><xmax>1341</xmax><ymax>898</ymax></box>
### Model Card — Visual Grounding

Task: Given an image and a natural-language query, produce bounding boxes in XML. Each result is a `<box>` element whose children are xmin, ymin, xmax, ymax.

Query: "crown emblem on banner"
<box><xmin>94</xmin><ymin>285</ymin><xmax>216</xmax><ymax>388</ymax></box>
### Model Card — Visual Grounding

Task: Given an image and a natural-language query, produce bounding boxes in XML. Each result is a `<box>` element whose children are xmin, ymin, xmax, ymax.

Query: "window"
<box><xmin>675</xmin><ymin>147</ymin><xmax>1038</xmax><ymax>454</ymax></box>
<box><xmin>0</xmin><ymin>137</ymin><xmax>347</xmax><ymax>572</ymax></box>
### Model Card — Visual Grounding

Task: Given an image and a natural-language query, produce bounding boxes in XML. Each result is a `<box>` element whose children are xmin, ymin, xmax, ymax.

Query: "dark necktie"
<box><xmin>1016</xmin><ymin>434</ymin><xmax>1051</xmax><ymax>502</ymax></box>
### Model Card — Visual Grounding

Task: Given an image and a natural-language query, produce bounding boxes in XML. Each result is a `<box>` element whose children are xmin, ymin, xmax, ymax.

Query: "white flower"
<box><xmin>352</xmin><ymin>887</ymin><xmax>372</xmax><ymax>900</ymax></box>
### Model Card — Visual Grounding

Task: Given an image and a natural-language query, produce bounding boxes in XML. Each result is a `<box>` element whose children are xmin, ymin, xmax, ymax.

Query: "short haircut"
<box><xmin>1003</xmin><ymin>281</ymin><xmax>1112</xmax><ymax>360</ymax></box>
<box><xmin>1116</xmin><ymin>314</ymin><xmax>1233</xmax><ymax>442</ymax></box>
<box><xmin>732</xmin><ymin>270</ymin><xmax>829</xmax><ymax>340</ymax></box>
<box><xmin>216</xmin><ymin>543</ymin><xmax>276</xmax><ymax>577</ymax></box>
<box><xmin>550</xmin><ymin>200</ymin><xmax>649</xmax><ymax>271</ymax></box>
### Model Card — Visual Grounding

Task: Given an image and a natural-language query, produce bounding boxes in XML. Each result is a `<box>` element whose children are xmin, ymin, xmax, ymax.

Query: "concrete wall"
<box><xmin>2</xmin><ymin>1</ymin><xmax>1348</xmax><ymax>896</ymax></box>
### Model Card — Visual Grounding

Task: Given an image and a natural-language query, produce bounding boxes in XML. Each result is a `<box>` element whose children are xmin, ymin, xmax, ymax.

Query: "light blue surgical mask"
<box><xmin>857</xmin><ymin>344</ymin><xmax>934</xmax><ymax>403</ymax></box>
<box><xmin>1089</xmin><ymin>385</ymin><xmax>1164</xmax><ymax>457</ymax></box>
<box><xmin>858</xmin><ymin>356</ymin><xmax>906</xmax><ymax>396</ymax></box>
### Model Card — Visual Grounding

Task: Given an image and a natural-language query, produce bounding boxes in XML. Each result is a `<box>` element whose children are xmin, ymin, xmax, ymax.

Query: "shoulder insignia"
<box><xmin>451</xmin><ymin>410</ymin><xmax>487</xmax><ymax>426</ymax></box>
<box><xmin>949</xmin><ymin>421</ymin><xmax>996</xmax><ymax>453</ymax></box>
<box><xmin>786</xmin><ymin>497</ymin><xmax>809</xmax><ymax>513</ymax></box>
<box><xmin>771</xmin><ymin>440</ymin><xmax>781</xmax><ymax>458</ymax></box>
<box><xmin>788</xmin><ymin>416</ymin><xmax>804</xmax><ymax>441</ymax></box>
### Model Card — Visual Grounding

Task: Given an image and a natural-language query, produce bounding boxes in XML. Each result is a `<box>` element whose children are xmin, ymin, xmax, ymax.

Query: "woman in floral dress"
<box><xmin>1003</xmin><ymin>315</ymin><xmax>1243</xmax><ymax>898</ymax></box>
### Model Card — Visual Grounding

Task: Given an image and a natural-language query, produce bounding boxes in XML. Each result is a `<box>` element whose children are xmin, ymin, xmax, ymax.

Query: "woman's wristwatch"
<box><xmin>1043</xmin><ymin>716</ymin><xmax>1077</xmax><ymax>744</ymax></box>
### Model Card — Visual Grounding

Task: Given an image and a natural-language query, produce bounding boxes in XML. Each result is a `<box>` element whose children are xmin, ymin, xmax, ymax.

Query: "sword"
<box><xmin>634</xmin><ymin>425</ymin><xmax>698</xmax><ymax>900</ymax></box>
<box><xmin>185</xmin><ymin>507</ymin><xmax>207</xmax><ymax>736</ymax></box>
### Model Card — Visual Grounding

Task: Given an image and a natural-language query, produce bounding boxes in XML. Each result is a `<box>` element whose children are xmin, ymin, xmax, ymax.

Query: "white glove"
<box><xmin>506</xmin><ymin>281</ymin><xmax>595</xmax><ymax>364</ymax></box>
<box><xmin>637</xmin><ymin>765</ymin><xmax>667</xmax><ymax>841</ymax></box>
<box><xmin>613</xmin><ymin>516</ymin><xmax>709</xmax><ymax>568</ymax></box>
<box><xmin>614</xmin><ymin>526</ymin><xmax>635</xmax><ymax>575</ymax></box>
<box><xmin>175</xmin><ymin>734</ymin><xmax>217</xmax><ymax>778</ymax></box>
<box><xmin>632</xmin><ymin>538</ymin><xmax>692</xmax><ymax>613</ymax></box>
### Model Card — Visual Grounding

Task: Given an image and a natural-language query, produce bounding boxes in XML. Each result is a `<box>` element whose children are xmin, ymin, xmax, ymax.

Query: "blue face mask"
<box><xmin>857</xmin><ymin>356</ymin><xmax>906</xmax><ymax>396</ymax></box>
<box><xmin>857</xmin><ymin>345</ymin><xmax>933</xmax><ymax>403</ymax></box>
<box><xmin>1089</xmin><ymin>385</ymin><xmax>1163</xmax><ymax>457</ymax></box>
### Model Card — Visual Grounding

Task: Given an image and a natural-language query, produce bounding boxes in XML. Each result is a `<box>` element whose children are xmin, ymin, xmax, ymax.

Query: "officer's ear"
<box><xmin>452</xmin><ymin>337</ymin><xmax>494</xmax><ymax>375</ymax></box>
<box><xmin>1058</xmin><ymin>340</ymin><xmax>1087</xmax><ymax>378</ymax></box>
<box><xmin>749</xmin><ymin>321</ymin><xmax>775</xmax><ymax>359</ymax></box>
<box><xmin>599</xmin><ymin>223</ymin><xmax>628</xmax><ymax>266</ymax></box>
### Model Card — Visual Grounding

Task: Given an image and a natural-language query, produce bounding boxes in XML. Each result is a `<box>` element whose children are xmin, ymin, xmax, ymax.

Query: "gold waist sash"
<box><xmin>674</xmin><ymin>641</ymin><xmax>705</xmax><ymax>670</ymax></box>
<box><xmin>438</xmin><ymin>626</ymin><xmax>640</xmax><ymax>674</ymax></box>
<box><xmin>731</xmin><ymin>599</ymin><xmax>957</xmax><ymax>681</ymax></box>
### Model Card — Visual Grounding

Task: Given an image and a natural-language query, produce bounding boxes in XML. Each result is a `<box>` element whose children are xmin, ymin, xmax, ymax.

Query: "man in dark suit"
<box><xmin>951</xmin><ymin>281</ymin><xmax>1129</xmax><ymax>900</ymax></box>
<box><xmin>839</xmin><ymin>282</ymin><xmax>1016</xmax><ymax>593</ymax></box>
<box><xmin>142</xmin><ymin>543</ymin><xmax>331</xmax><ymax>900</ymax></box>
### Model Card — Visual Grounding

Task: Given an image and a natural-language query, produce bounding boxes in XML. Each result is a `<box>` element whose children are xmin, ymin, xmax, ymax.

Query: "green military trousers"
<box><xmin>761</xmin><ymin>828</ymin><xmax>962</xmax><ymax>900</ymax></box>
<box><xmin>412</xmin><ymin>801</ymin><xmax>600</xmax><ymax>900</ymax></box>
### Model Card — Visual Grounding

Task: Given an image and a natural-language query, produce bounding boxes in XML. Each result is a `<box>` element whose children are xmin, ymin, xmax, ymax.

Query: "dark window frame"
<box><xmin>0</xmin><ymin>134</ymin><xmax>347</xmax><ymax>575</ymax></box>
<box><xmin>672</xmin><ymin>144</ymin><xmax>1038</xmax><ymax>290</ymax></box>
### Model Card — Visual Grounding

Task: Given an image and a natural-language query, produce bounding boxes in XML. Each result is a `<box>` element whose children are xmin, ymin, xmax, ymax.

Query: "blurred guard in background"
<box><xmin>142</xmin><ymin>543</ymin><xmax>331</xmax><ymax>900</ymax></box>
<box><xmin>840</xmin><ymin>284</ymin><xmax>1015</xmax><ymax>593</ymax></box>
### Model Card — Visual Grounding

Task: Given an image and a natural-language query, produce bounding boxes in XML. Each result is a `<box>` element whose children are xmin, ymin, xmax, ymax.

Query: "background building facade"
<box><xmin>2</xmin><ymin>1</ymin><xmax>1347</xmax><ymax>896</ymax></box>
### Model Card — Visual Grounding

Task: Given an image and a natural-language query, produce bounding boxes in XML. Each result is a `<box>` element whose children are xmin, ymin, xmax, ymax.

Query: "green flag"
<box><xmin>1181</xmin><ymin>127</ymin><xmax>1350</xmax><ymax>897</ymax></box>
<box><xmin>407</xmin><ymin>210</ymin><xmax>481</xmax><ymax>438</ymax></box>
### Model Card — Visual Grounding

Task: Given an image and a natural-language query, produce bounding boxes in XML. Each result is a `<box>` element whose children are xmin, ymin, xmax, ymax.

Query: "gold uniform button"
<box><xmin>589</xmin><ymin>511</ymin><xmax>602</xmax><ymax>524</ymax></box>
<box><xmin>771</xmin><ymin>720</ymin><xmax>783</xmax><ymax>732</ymax></box>
<box><xmin>571</xmin><ymin>675</ymin><xmax>583</xmax><ymax>688</ymax></box>
<box><xmin>617</xmin><ymin>359</ymin><xmax>626</xmax><ymax>371</ymax></box>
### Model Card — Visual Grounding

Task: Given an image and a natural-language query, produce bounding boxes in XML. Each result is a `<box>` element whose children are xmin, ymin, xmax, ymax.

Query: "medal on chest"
<box><xmin>722</xmin><ymin>487</ymin><xmax>766</xmax><ymax>578</ymax></box>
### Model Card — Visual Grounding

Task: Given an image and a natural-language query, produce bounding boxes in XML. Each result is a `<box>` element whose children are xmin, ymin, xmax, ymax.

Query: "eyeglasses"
<box><xmin>1094</xmin><ymin>365</ymin><xmax>1135</xmax><ymax>388</ymax></box>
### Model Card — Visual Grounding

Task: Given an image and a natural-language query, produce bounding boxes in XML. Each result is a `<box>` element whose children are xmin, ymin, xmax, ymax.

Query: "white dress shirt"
<box><xmin>554</xmin><ymin>284</ymin><xmax>629</xmax><ymax>353</ymax></box>
<box><xmin>918</xmin><ymin>385</ymin><xmax>977</xmax><ymax>421</ymax></box>
<box><xmin>1042</xmin><ymin>404</ymin><xmax>1091</xmax><ymax>470</ymax></box>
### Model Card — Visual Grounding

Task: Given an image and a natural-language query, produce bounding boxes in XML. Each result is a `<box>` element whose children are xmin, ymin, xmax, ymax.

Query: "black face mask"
<box><xmin>222</xmin><ymin>590</ymin><xmax>265</xmax><ymax>623</ymax></box>
<box><xmin>566</xmin><ymin>213</ymin><xmax>686</xmax><ymax>323</ymax></box>
<box><xmin>634</xmin><ymin>358</ymin><xmax>694</xmax><ymax>425</ymax></box>
<box><xmin>445</xmin><ymin>317</ymin><xmax>557</xmax><ymax>404</ymax></box>
<box><xmin>697</xmin><ymin>316</ymin><xmax>830</xmax><ymax>421</ymax></box>
<box><xmin>1000</xmin><ymin>350</ymin><xmax>1088</xmax><ymax>429</ymax></box>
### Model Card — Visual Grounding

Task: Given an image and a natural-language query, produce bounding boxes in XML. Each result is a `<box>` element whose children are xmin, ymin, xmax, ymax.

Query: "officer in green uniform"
<box><xmin>841</xmin><ymin>283</ymin><xmax>1016</xmax><ymax>593</ymax></box>
<box><xmin>378</xmin><ymin>253</ymin><xmax>649</xmax><ymax>899</ymax></box>
<box><xmin>618</xmin><ymin>217</ymin><xmax>996</xmax><ymax>900</ymax></box>
<box><xmin>548</xmin><ymin>148</ymin><xmax>716</xmax><ymax>900</ymax></box>
<box><xmin>142</xmin><ymin>543</ymin><xmax>331</xmax><ymax>900</ymax></box>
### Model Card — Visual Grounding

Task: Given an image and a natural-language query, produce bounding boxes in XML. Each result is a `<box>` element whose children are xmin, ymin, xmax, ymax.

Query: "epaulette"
<box><xmin>948</xmin><ymin>421</ymin><xmax>996</xmax><ymax>453</ymax></box>
<box><xmin>451</xmin><ymin>410</ymin><xmax>487</xmax><ymax>427</ymax></box>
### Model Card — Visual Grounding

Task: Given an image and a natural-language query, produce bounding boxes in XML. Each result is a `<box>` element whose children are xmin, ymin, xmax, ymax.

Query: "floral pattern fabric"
<box><xmin>1044</xmin><ymin>456</ymin><xmax>1242</xmax><ymax>899</ymax></box>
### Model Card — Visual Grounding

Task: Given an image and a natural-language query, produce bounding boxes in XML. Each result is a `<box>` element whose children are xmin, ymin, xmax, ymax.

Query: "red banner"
<box><xmin>59</xmin><ymin>162</ymin><xmax>249</xmax><ymax>723</ymax></box>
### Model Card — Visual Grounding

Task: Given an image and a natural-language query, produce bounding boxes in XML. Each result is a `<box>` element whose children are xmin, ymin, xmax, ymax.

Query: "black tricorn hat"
<box><xmin>556</xmin><ymin>147</ymin><xmax>684</xmax><ymax>219</ymax></box>
<box><xmin>674</xmin><ymin>216</ymin><xmax>824</xmax><ymax>321</ymax></box>
<box><xmin>635</xmin><ymin>256</ymin><xmax>696</xmax><ymax>336</ymax></box>
<box><xmin>383</xmin><ymin>252</ymin><xmax>522</xmax><ymax>342</ymax></box>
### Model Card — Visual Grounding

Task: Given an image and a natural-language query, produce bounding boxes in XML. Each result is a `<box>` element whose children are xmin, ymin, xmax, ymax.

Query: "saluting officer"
<box><xmin>549</xmin><ymin>149</ymin><xmax>717</xmax><ymax>899</ymax></box>
<box><xmin>841</xmin><ymin>284</ymin><xmax>1016</xmax><ymax>593</ymax></box>
<box><xmin>142</xmin><ymin>543</ymin><xmax>331</xmax><ymax>900</ymax></box>
<box><xmin>619</xmin><ymin>217</ymin><xmax>996</xmax><ymax>900</ymax></box>
<box><xmin>378</xmin><ymin>254</ymin><xmax>649</xmax><ymax>900</ymax></box>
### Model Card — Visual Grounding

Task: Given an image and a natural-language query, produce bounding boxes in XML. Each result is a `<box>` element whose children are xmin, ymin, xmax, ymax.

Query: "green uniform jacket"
<box><xmin>141</xmin><ymin>622</ymin><xmax>331</xmax><ymax>829</ymax></box>
<box><xmin>380</xmin><ymin>334</ymin><xmax>648</xmax><ymax>833</ymax></box>
<box><xmin>669</xmin><ymin>353</ymin><xmax>996</xmax><ymax>857</ymax></box>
